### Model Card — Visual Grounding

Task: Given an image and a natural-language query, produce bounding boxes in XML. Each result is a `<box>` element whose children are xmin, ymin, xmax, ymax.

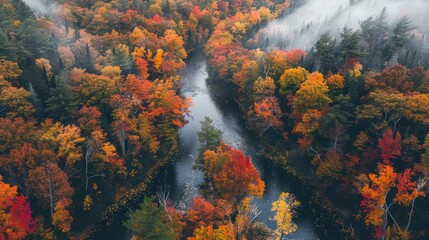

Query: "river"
<box><xmin>163</xmin><ymin>52</ymin><xmax>319</xmax><ymax>239</ymax></box>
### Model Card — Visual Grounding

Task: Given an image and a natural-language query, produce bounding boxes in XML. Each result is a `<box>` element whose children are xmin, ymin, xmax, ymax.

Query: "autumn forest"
<box><xmin>1</xmin><ymin>0</ymin><xmax>429</xmax><ymax>239</ymax></box>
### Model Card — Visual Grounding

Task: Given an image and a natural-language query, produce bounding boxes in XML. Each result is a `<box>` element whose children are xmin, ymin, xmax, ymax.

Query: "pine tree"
<box><xmin>314</xmin><ymin>32</ymin><xmax>336</xmax><ymax>73</ymax></box>
<box><xmin>85</xmin><ymin>43</ymin><xmax>96</xmax><ymax>73</ymax></box>
<box><xmin>45</xmin><ymin>79</ymin><xmax>77</xmax><ymax>124</ymax></box>
<box><xmin>12</xmin><ymin>0</ymin><xmax>35</xmax><ymax>22</ymax></box>
<box><xmin>124</xmin><ymin>197</ymin><xmax>175</xmax><ymax>240</ymax></box>
<box><xmin>392</xmin><ymin>16</ymin><xmax>414</xmax><ymax>50</ymax></box>
<box><xmin>339</xmin><ymin>27</ymin><xmax>364</xmax><ymax>63</ymax></box>
<box><xmin>197</xmin><ymin>117</ymin><xmax>223</xmax><ymax>154</ymax></box>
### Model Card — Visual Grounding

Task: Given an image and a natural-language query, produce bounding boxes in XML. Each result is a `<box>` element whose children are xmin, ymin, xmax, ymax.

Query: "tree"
<box><xmin>278</xmin><ymin>67</ymin><xmax>308</xmax><ymax>96</ymax></box>
<box><xmin>378</xmin><ymin>129</ymin><xmax>401</xmax><ymax>164</ymax></box>
<box><xmin>148</xmin><ymin>80</ymin><xmax>191</xmax><ymax>144</ymax></box>
<box><xmin>52</xmin><ymin>199</ymin><xmax>73</xmax><ymax>233</ymax></box>
<box><xmin>421</xmin><ymin>134</ymin><xmax>429</xmax><ymax>174</ymax></box>
<box><xmin>0</xmin><ymin>60</ymin><xmax>22</xmax><ymax>86</ymax></box>
<box><xmin>197</xmin><ymin>117</ymin><xmax>222</xmax><ymax>154</ymax></box>
<box><xmin>0</xmin><ymin>175</ymin><xmax>36</xmax><ymax>240</ymax></box>
<box><xmin>124</xmin><ymin>197</ymin><xmax>175</xmax><ymax>240</ymax></box>
<box><xmin>69</xmin><ymin>68</ymin><xmax>116</xmax><ymax>106</ymax></box>
<box><xmin>358</xmin><ymin>90</ymin><xmax>405</xmax><ymax>134</ymax></box>
<box><xmin>314</xmin><ymin>32</ymin><xmax>336</xmax><ymax>73</ymax></box>
<box><xmin>365</xmin><ymin>65</ymin><xmax>413</xmax><ymax>93</ymax></box>
<box><xmin>360</xmin><ymin>164</ymin><xmax>425</xmax><ymax>238</ymax></box>
<box><xmin>188</xmin><ymin>224</ymin><xmax>235</xmax><ymax>240</ymax></box>
<box><xmin>41</xmin><ymin>122</ymin><xmax>85</xmax><ymax>166</ymax></box>
<box><xmin>28</xmin><ymin>164</ymin><xmax>74</xmax><ymax>226</ymax></box>
<box><xmin>0</xmin><ymin>83</ymin><xmax>35</xmax><ymax>119</ymax></box>
<box><xmin>339</xmin><ymin>27</ymin><xmax>364</xmax><ymax>63</ymax></box>
<box><xmin>12</xmin><ymin>0</ymin><xmax>34</xmax><ymax>22</ymax></box>
<box><xmin>252</xmin><ymin>76</ymin><xmax>276</xmax><ymax>102</ymax></box>
<box><xmin>326</xmin><ymin>74</ymin><xmax>345</xmax><ymax>94</ymax></box>
<box><xmin>213</xmin><ymin>146</ymin><xmax>265</xmax><ymax>203</ymax></box>
<box><xmin>108</xmin><ymin>44</ymin><xmax>132</xmax><ymax>74</ymax></box>
<box><xmin>186</xmin><ymin>197</ymin><xmax>216</xmax><ymax>230</ymax></box>
<box><xmin>271</xmin><ymin>192</ymin><xmax>300</xmax><ymax>240</ymax></box>
<box><xmin>391</xmin><ymin>16</ymin><xmax>414</xmax><ymax>50</ymax></box>
<box><xmin>293</xmin><ymin>72</ymin><xmax>331</xmax><ymax>113</ymax></box>
<box><xmin>45</xmin><ymin>79</ymin><xmax>77</xmax><ymax>124</ymax></box>
<box><xmin>319</xmin><ymin>95</ymin><xmax>353</xmax><ymax>152</ymax></box>
<box><xmin>254</xmin><ymin>97</ymin><xmax>283</xmax><ymax>131</ymax></box>
<box><xmin>79</xmin><ymin>106</ymin><xmax>125</xmax><ymax>190</ymax></box>
<box><xmin>264</xmin><ymin>49</ymin><xmax>289</xmax><ymax>80</ymax></box>
<box><xmin>403</xmin><ymin>93</ymin><xmax>429</xmax><ymax>125</ymax></box>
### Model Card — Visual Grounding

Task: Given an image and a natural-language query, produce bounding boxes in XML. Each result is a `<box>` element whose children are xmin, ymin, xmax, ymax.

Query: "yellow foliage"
<box><xmin>153</xmin><ymin>49</ymin><xmax>164</xmax><ymax>73</ymax></box>
<box><xmin>271</xmin><ymin>192</ymin><xmax>300</xmax><ymax>239</ymax></box>
<box><xmin>35</xmin><ymin>58</ymin><xmax>52</xmax><ymax>78</ymax></box>
<box><xmin>52</xmin><ymin>199</ymin><xmax>73</xmax><ymax>233</ymax></box>
<box><xmin>326</xmin><ymin>73</ymin><xmax>345</xmax><ymax>90</ymax></box>
<box><xmin>83</xmin><ymin>195</ymin><xmax>93</xmax><ymax>211</ymax></box>
<box><xmin>0</xmin><ymin>60</ymin><xmax>22</xmax><ymax>82</ymax></box>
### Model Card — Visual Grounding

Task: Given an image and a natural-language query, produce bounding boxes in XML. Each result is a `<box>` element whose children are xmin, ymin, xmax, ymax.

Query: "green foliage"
<box><xmin>45</xmin><ymin>79</ymin><xmax>78</xmax><ymax>124</ymax></box>
<box><xmin>314</xmin><ymin>32</ymin><xmax>336</xmax><ymax>73</ymax></box>
<box><xmin>339</xmin><ymin>27</ymin><xmax>365</xmax><ymax>61</ymax></box>
<box><xmin>392</xmin><ymin>16</ymin><xmax>414</xmax><ymax>49</ymax></box>
<box><xmin>12</xmin><ymin>0</ymin><xmax>35</xmax><ymax>22</ymax></box>
<box><xmin>197</xmin><ymin>117</ymin><xmax>223</xmax><ymax>154</ymax></box>
<box><xmin>124</xmin><ymin>196</ymin><xmax>175</xmax><ymax>240</ymax></box>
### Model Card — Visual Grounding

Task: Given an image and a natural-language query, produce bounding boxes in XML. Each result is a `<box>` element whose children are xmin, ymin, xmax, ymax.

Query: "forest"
<box><xmin>0</xmin><ymin>0</ymin><xmax>429</xmax><ymax>239</ymax></box>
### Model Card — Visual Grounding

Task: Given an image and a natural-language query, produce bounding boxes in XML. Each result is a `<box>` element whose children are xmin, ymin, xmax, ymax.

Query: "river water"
<box><xmin>164</xmin><ymin>52</ymin><xmax>319</xmax><ymax>239</ymax></box>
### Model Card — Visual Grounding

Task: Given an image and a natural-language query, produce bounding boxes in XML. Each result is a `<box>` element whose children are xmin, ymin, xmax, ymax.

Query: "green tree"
<box><xmin>12</xmin><ymin>0</ymin><xmax>35</xmax><ymax>22</ymax></box>
<box><xmin>197</xmin><ymin>117</ymin><xmax>222</xmax><ymax>154</ymax></box>
<box><xmin>124</xmin><ymin>197</ymin><xmax>175</xmax><ymax>240</ymax></box>
<box><xmin>45</xmin><ymin>79</ymin><xmax>77</xmax><ymax>124</ymax></box>
<box><xmin>314</xmin><ymin>32</ymin><xmax>336</xmax><ymax>73</ymax></box>
<box><xmin>392</xmin><ymin>16</ymin><xmax>414</xmax><ymax>50</ymax></box>
<box><xmin>339</xmin><ymin>27</ymin><xmax>364</xmax><ymax>63</ymax></box>
<box><xmin>319</xmin><ymin>95</ymin><xmax>353</xmax><ymax>152</ymax></box>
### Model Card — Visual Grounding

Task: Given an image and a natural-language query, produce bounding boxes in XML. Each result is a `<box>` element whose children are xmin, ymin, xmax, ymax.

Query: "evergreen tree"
<box><xmin>12</xmin><ymin>0</ymin><xmax>35</xmax><ymax>22</ymax></box>
<box><xmin>85</xmin><ymin>43</ymin><xmax>96</xmax><ymax>73</ymax></box>
<box><xmin>319</xmin><ymin>95</ymin><xmax>353</xmax><ymax>151</ymax></box>
<box><xmin>339</xmin><ymin>27</ymin><xmax>364</xmax><ymax>63</ymax></box>
<box><xmin>359</xmin><ymin>10</ymin><xmax>389</xmax><ymax>69</ymax></box>
<box><xmin>392</xmin><ymin>16</ymin><xmax>414</xmax><ymax>50</ymax></box>
<box><xmin>314</xmin><ymin>32</ymin><xmax>336</xmax><ymax>73</ymax></box>
<box><xmin>15</xmin><ymin>19</ymin><xmax>53</xmax><ymax>60</ymax></box>
<box><xmin>111</xmin><ymin>45</ymin><xmax>132</xmax><ymax>74</ymax></box>
<box><xmin>124</xmin><ymin>197</ymin><xmax>175</xmax><ymax>240</ymax></box>
<box><xmin>45</xmin><ymin>79</ymin><xmax>77</xmax><ymax>124</ymax></box>
<box><xmin>197</xmin><ymin>117</ymin><xmax>223</xmax><ymax>154</ymax></box>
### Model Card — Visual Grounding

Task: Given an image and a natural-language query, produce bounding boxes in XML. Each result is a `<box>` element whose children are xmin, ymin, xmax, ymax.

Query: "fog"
<box><xmin>23</xmin><ymin>0</ymin><xmax>57</xmax><ymax>16</ymax></box>
<box><xmin>258</xmin><ymin>0</ymin><xmax>429</xmax><ymax>50</ymax></box>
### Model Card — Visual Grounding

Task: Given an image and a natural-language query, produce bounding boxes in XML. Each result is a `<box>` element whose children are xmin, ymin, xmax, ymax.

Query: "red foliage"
<box><xmin>10</xmin><ymin>196</ymin><xmax>37</xmax><ymax>237</ymax></box>
<box><xmin>378</xmin><ymin>129</ymin><xmax>401</xmax><ymax>164</ymax></box>
<box><xmin>285</xmin><ymin>49</ymin><xmax>306</xmax><ymax>66</ymax></box>
<box><xmin>213</xmin><ymin>147</ymin><xmax>265</xmax><ymax>202</ymax></box>
<box><xmin>152</xmin><ymin>14</ymin><xmax>166</xmax><ymax>23</ymax></box>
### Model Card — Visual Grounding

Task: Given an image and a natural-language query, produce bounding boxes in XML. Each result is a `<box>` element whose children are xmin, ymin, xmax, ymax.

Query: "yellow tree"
<box><xmin>293</xmin><ymin>72</ymin><xmax>331</xmax><ymax>113</ymax></box>
<box><xmin>279</xmin><ymin>67</ymin><xmax>308</xmax><ymax>96</ymax></box>
<box><xmin>271</xmin><ymin>192</ymin><xmax>300</xmax><ymax>240</ymax></box>
<box><xmin>188</xmin><ymin>224</ymin><xmax>235</xmax><ymax>240</ymax></box>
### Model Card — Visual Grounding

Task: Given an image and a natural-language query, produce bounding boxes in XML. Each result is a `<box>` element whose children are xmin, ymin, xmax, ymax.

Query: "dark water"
<box><xmin>164</xmin><ymin>52</ymin><xmax>318</xmax><ymax>239</ymax></box>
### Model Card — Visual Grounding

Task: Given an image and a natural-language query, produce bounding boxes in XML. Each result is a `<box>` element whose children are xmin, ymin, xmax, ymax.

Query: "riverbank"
<box><xmin>82</xmin><ymin>154</ymin><xmax>175</xmax><ymax>239</ymax></box>
<box><xmin>206</xmin><ymin>73</ymin><xmax>353</xmax><ymax>239</ymax></box>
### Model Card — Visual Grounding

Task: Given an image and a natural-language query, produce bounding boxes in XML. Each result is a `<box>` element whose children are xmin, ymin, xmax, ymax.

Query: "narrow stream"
<box><xmin>164</xmin><ymin>52</ymin><xmax>318</xmax><ymax>239</ymax></box>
